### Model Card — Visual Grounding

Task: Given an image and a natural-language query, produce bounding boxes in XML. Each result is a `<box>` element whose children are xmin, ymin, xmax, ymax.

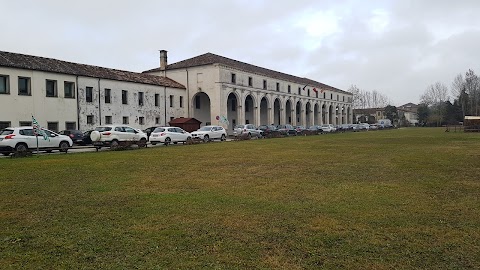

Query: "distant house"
<box><xmin>398</xmin><ymin>103</ymin><xmax>419</xmax><ymax>126</ymax></box>
<box><xmin>353</xmin><ymin>108</ymin><xmax>386</xmax><ymax>123</ymax></box>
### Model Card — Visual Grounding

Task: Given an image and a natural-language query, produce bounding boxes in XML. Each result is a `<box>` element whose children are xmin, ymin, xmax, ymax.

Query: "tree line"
<box><xmin>419</xmin><ymin>69</ymin><xmax>480</xmax><ymax>126</ymax></box>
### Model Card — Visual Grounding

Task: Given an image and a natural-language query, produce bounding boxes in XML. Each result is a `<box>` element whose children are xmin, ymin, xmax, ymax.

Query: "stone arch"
<box><xmin>296</xmin><ymin>100</ymin><xmax>303</xmax><ymax>126</ymax></box>
<box><xmin>227</xmin><ymin>92</ymin><xmax>239</xmax><ymax>130</ymax></box>
<box><xmin>285</xmin><ymin>99</ymin><xmax>293</xmax><ymax>125</ymax></box>
<box><xmin>244</xmin><ymin>93</ymin><xmax>256</xmax><ymax>125</ymax></box>
<box><xmin>314</xmin><ymin>103</ymin><xmax>319</xmax><ymax>125</ymax></box>
<box><xmin>192</xmin><ymin>92</ymin><xmax>211</xmax><ymax>126</ymax></box>
<box><xmin>273</xmin><ymin>98</ymin><xmax>281</xmax><ymax>125</ymax></box>
<box><xmin>305</xmin><ymin>101</ymin><xmax>312</xmax><ymax>127</ymax></box>
<box><xmin>329</xmin><ymin>104</ymin><xmax>333</xmax><ymax>124</ymax></box>
<box><xmin>260</xmin><ymin>95</ymin><xmax>269</xmax><ymax>125</ymax></box>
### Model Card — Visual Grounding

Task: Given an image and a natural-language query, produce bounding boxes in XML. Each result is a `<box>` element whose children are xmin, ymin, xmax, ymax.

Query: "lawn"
<box><xmin>0</xmin><ymin>128</ymin><xmax>479</xmax><ymax>269</ymax></box>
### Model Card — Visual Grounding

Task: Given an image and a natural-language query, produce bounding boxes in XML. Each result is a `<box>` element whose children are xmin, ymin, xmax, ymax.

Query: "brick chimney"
<box><xmin>159</xmin><ymin>50</ymin><xmax>168</xmax><ymax>71</ymax></box>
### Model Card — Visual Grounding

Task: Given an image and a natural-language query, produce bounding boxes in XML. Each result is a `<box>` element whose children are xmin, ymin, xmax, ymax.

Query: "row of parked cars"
<box><xmin>0</xmin><ymin>122</ymin><xmax>393</xmax><ymax>156</ymax></box>
<box><xmin>0</xmin><ymin>124</ymin><xmax>229</xmax><ymax>156</ymax></box>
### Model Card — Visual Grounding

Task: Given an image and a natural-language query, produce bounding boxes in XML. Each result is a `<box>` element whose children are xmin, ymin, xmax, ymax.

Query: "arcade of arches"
<box><xmin>192</xmin><ymin>90</ymin><xmax>353</xmax><ymax>132</ymax></box>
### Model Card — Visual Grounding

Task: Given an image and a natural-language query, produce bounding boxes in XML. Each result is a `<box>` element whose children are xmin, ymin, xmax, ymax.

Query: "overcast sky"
<box><xmin>2</xmin><ymin>0</ymin><xmax>480</xmax><ymax>105</ymax></box>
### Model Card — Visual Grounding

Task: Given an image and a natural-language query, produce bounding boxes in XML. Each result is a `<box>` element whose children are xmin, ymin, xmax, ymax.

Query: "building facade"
<box><xmin>144</xmin><ymin>51</ymin><xmax>353</xmax><ymax>132</ymax></box>
<box><xmin>0</xmin><ymin>51</ymin><xmax>186</xmax><ymax>131</ymax></box>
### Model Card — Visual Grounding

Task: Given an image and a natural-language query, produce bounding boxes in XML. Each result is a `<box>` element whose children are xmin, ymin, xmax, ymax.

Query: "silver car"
<box><xmin>233</xmin><ymin>124</ymin><xmax>262</xmax><ymax>139</ymax></box>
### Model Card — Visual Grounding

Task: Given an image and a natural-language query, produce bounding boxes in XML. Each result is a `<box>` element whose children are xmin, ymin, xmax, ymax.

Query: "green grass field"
<box><xmin>1</xmin><ymin>128</ymin><xmax>479</xmax><ymax>269</ymax></box>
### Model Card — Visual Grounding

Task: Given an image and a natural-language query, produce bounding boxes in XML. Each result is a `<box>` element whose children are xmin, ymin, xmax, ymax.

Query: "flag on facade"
<box><xmin>302</xmin><ymin>85</ymin><xmax>308</xmax><ymax>91</ymax></box>
<box><xmin>320</xmin><ymin>89</ymin><xmax>325</xmax><ymax>93</ymax></box>
<box><xmin>32</xmin><ymin>116</ymin><xmax>49</xmax><ymax>141</ymax></box>
<box><xmin>313</xmin><ymin>88</ymin><xmax>318</xmax><ymax>93</ymax></box>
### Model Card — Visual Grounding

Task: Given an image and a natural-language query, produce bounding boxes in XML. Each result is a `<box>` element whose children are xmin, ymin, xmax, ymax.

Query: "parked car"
<box><xmin>294</xmin><ymin>126</ymin><xmax>307</xmax><ymax>134</ymax></box>
<box><xmin>0</xmin><ymin>126</ymin><xmax>73</xmax><ymax>156</ymax></box>
<box><xmin>233</xmin><ymin>124</ymin><xmax>262</xmax><ymax>139</ymax></box>
<box><xmin>258</xmin><ymin>125</ymin><xmax>283</xmax><ymax>137</ymax></box>
<box><xmin>321</xmin><ymin>124</ymin><xmax>336</xmax><ymax>133</ymax></box>
<box><xmin>307</xmin><ymin>125</ymin><xmax>324</xmax><ymax>134</ymax></box>
<box><xmin>59</xmin><ymin>129</ymin><xmax>84</xmax><ymax>144</ymax></box>
<box><xmin>191</xmin><ymin>125</ymin><xmax>227</xmax><ymax>142</ymax></box>
<box><xmin>82</xmin><ymin>130</ymin><xmax>93</xmax><ymax>145</ymax></box>
<box><xmin>149</xmin><ymin>127</ymin><xmax>192</xmax><ymax>145</ymax></box>
<box><xmin>357</xmin><ymin>123</ymin><xmax>370</xmax><ymax>130</ymax></box>
<box><xmin>143</xmin><ymin>126</ymin><xmax>162</xmax><ymax>140</ymax></box>
<box><xmin>276</xmin><ymin>124</ymin><xmax>297</xmax><ymax>136</ymax></box>
<box><xmin>89</xmin><ymin>125</ymin><xmax>148</xmax><ymax>149</ymax></box>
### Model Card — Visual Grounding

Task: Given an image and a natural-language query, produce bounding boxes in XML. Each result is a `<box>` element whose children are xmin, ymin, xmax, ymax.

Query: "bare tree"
<box><xmin>465</xmin><ymin>69</ymin><xmax>480</xmax><ymax>115</ymax></box>
<box><xmin>421</xmin><ymin>82</ymin><xmax>449</xmax><ymax>126</ymax></box>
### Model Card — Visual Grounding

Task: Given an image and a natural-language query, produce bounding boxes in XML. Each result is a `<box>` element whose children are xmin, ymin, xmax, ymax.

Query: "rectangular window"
<box><xmin>46</xmin><ymin>80</ymin><xmax>57</xmax><ymax>97</ymax></box>
<box><xmin>64</xmin><ymin>82</ymin><xmax>75</xmax><ymax>98</ymax></box>
<box><xmin>170</xmin><ymin>117</ymin><xmax>174</xmax><ymax>121</ymax></box>
<box><xmin>86</xmin><ymin>87</ymin><xmax>93</xmax><ymax>102</ymax></box>
<box><xmin>19</xmin><ymin>121</ymin><xmax>32</xmax><ymax>126</ymax></box>
<box><xmin>195</xmin><ymin>95</ymin><xmax>201</xmax><ymax>109</ymax></box>
<box><xmin>316</xmin><ymin>92</ymin><xmax>319</xmax><ymax>98</ymax></box>
<box><xmin>122</xmin><ymin>90</ymin><xmax>128</xmax><ymax>104</ymax></box>
<box><xmin>180</xmin><ymin>96</ymin><xmax>184</xmax><ymax>108</ymax></box>
<box><xmin>18</xmin><ymin>77</ymin><xmax>31</xmax><ymax>95</ymax></box>
<box><xmin>0</xmin><ymin>75</ymin><xmax>9</xmax><ymax>94</ymax></box>
<box><xmin>276</xmin><ymin>82</ymin><xmax>280</xmax><ymax>92</ymax></box>
<box><xmin>248</xmin><ymin>77</ymin><xmax>252</xmax><ymax>87</ymax></box>
<box><xmin>263</xmin><ymin>80</ymin><xmax>267</xmax><ymax>90</ymax></box>
<box><xmin>139</xmin><ymin>117</ymin><xmax>145</xmax><ymax>125</ymax></box>
<box><xmin>231</xmin><ymin>73</ymin><xmax>236</xmax><ymax>84</ymax></box>
<box><xmin>155</xmin><ymin>117</ymin><xmax>160</xmax><ymax>124</ymax></box>
<box><xmin>169</xmin><ymin>95</ymin><xmax>174</xmax><ymax>107</ymax></box>
<box><xmin>105</xmin><ymin>116</ymin><xmax>112</xmax><ymax>124</ymax></box>
<box><xmin>65</xmin><ymin>122</ymin><xmax>76</xmax><ymax>130</ymax></box>
<box><xmin>139</xmin><ymin>91</ymin><xmax>144</xmax><ymax>106</ymax></box>
<box><xmin>337</xmin><ymin>94</ymin><xmax>339</xmax><ymax>101</ymax></box>
<box><xmin>105</xmin><ymin>89</ymin><xmax>111</xmax><ymax>103</ymax></box>
<box><xmin>123</xmin><ymin>116</ymin><xmax>129</xmax><ymax>124</ymax></box>
<box><xmin>298</xmin><ymin>87</ymin><xmax>301</xmax><ymax>95</ymax></box>
<box><xmin>47</xmin><ymin>122</ymin><xmax>58</xmax><ymax>132</ymax></box>
<box><xmin>87</xmin><ymin>115</ymin><xmax>94</xmax><ymax>124</ymax></box>
<box><xmin>155</xmin><ymin>94</ymin><xmax>159</xmax><ymax>106</ymax></box>
<box><xmin>0</xmin><ymin>121</ymin><xmax>11</xmax><ymax>129</ymax></box>
<box><xmin>331</xmin><ymin>93</ymin><xmax>333</xmax><ymax>99</ymax></box>
<box><xmin>323</xmin><ymin>92</ymin><xmax>326</xmax><ymax>99</ymax></box>
<box><xmin>288</xmin><ymin>85</ymin><xmax>291</xmax><ymax>93</ymax></box>
<box><xmin>343</xmin><ymin>96</ymin><xmax>345</xmax><ymax>102</ymax></box>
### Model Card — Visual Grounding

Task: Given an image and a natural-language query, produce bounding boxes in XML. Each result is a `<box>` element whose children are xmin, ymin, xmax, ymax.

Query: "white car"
<box><xmin>233</xmin><ymin>124</ymin><xmax>263</xmax><ymax>138</ymax></box>
<box><xmin>191</xmin><ymin>125</ymin><xmax>227</xmax><ymax>142</ymax></box>
<box><xmin>149</xmin><ymin>127</ymin><xmax>192</xmax><ymax>145</ymax></box>
<box><xmin>0</xmin><ymin>126</ymin><xmax>73</xmax><ymax>156</ymax></box>
<box><xmin>90</xmin><ymin>125</ymin><xmax>147</xmax><ymax>149</ymax></box>
<box><xmin>321</xmin><ymin>124</ymin><xmax>337</xmax><ymax>133</ymax></box>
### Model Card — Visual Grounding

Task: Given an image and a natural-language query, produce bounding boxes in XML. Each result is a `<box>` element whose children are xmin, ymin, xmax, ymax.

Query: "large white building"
<box><xmin>0</xmin><ymin>51</ymin><xmax>186</xmax><ymax>131</ymax></box>
<box><xmin>1</xmin><ymin>50</ymin><xmax>352</xmax><ymax>133</ymax></box>
<box><xmin>144</xmin><ymin>51</ymin><xmax>353</xmax><ymax>131</ymax></box>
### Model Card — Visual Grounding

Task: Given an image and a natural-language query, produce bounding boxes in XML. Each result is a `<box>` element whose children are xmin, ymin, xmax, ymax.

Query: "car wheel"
<box><xmin>110</xmin><ymin>140</ymin><xmax>119</xmax><ymax>150</ymax></box>
<box><xmin>59</xmin><ymin>141</ymin><xmax>70</xmax><ymax>153</ymax></box>
<box><xmin>138</xmin><ymin>138</ymin><xmax>147</xmax><ymax>148</ymax></box>
<box><xmin>151</xmin><ymin>142</ymin><xmax>157</xmax><ymax>146</ymax></box>
<box><xmin>186</xmin><ymin>137</ymin><xmax>193</xmax><ymax>144</ymax></box>
<box><xmin>248</xmin><ymin>133</ymin><xmax>252</xmax><ymax>139</ymax></box>
<box><xmin>203</xmin><ymin>135</ymin><xmax>209</xmax><ymax>143</ymax></box>
<box><xmin>220</xmin><ymin>134</ymin><xmax>226</xmax><ymax>141</ymax></box>
<box><xmin>15</xmin><ymin>143</ymin><xmax>28</xmax><ymax>153</ymax></box>
<box><xmin>164</xmin><ymin>137</ymin><xmax>171</xmax><ymax>146</ymax></box>
<box><xmin>173</xmin><ymin>142</ymin><xmax>178</xmax><ymax>145</ymax></box>
<box><xmin>45</xmin><ymin>150</ymin><xmax>53</xmax><ymax>153</ymax></box>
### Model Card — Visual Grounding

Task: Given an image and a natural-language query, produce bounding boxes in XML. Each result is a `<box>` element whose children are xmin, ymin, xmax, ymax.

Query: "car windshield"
<box><xmin>235</xmin><ymin>125</ymin><xmax>244</xmax><ymax>129</ymax></box>
<box><xmin>153</xmin><ymin>128</ymin><xmax>165</xmax><ymax>133</ymax></box>
<box><xmin>0</xmin><ymin>129</ymin><xmax>14</xmax><ymax>135</ymax></box>
<box><xmin>198</xmin><ymin>126</ymin><xmax>212</xmax><ymax>131</ymax></box>
<box><xmin>95</xmin><ymin>127</ymin><xmax>112</xmax><ymax>132</ymax></box>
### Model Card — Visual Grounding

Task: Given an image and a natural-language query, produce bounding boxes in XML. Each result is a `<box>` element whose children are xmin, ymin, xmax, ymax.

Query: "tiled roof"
<box><xmin>0</xmin><ymin>51</ymin><xmax>185</xmax><ymax>89</ymax></box>
<box><xmin>144</xmin><ymin>52</ymin><xmax>349</xmax><ymax>94</ymax></box>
